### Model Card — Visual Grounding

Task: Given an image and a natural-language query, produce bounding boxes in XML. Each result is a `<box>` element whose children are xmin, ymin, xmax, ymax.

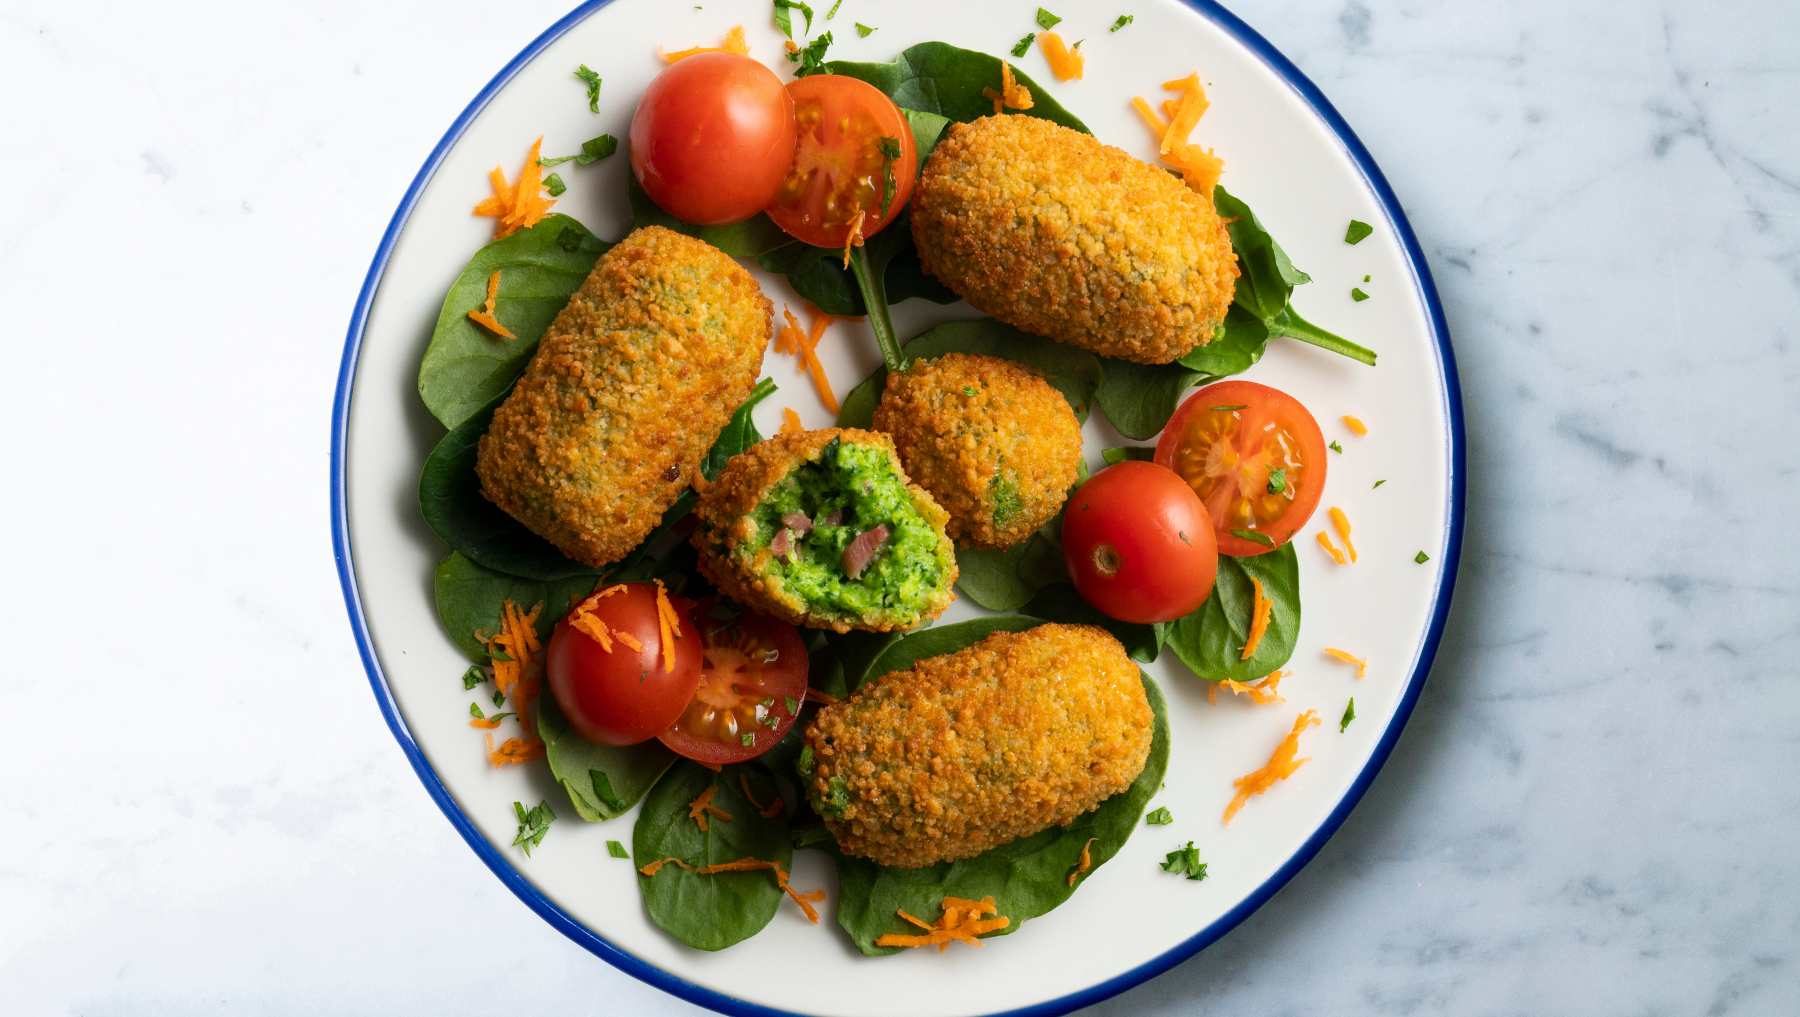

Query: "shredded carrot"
<box><xmin>1132</xmin><ymin>70</ymin><xmax>1225</xmax><ymax>196</ymax></box>
<box><xmin>874</xmin><ymin>896</ymin><xmax>1011</xmax><ymax>951</ymax></box>
<box><xmin>1159</xmin><ymin>74</ymin><xmax>1210</xmax><ymax>153</ymax></box>
<box><xmin>661</xmin><ymin>24</ymin><xmax>748</xmax><ymax>63</ymax></box>
<box><xmin>1067</xmin><ymin>837</ymin><xmax>1097</xmax><ymax>887</ymax></box>
<box><xmin>983</xmin><ymin>61</ymin><xmax>1035</xmax><ymax>113</ymax></box>
<box><xmin>1206</xmin><ymin>683</ymin><xmax>1218</xmax><ymax>705</ymax></box>
<box><xmin>1223</xmin><ymin>710</ymin><xmax>1320</xmax><ymax>825</ymax></box>
<box><xmin>467</xmin><ymin>716</ymin><xmax>503</xmax><ymax>730</ymax></box>
<box><xmin>840</xmin><ymin>209</ymin><xmax>866</xmax><ymax>269</ymax></box>
<box><xmin>805</xmin><ymin>688</ymin><xmax>839</xmax><ymax>707</ymax></box>
<box><xmin>779</xmin><ymin>407</ymin><xmax>804</xmax><ymax>435</ymax></box>
<box><xmin>640</xmin><ymin>855</ymin><xmax>821</xmax><ymax>923</ymax></box>
<box><xmin>1216</xmin><ymin>670</ymin><xmax>1285</xmax><ymax>705</ymax></box>
<box><xmin>613</xmin><ymin>630</ymin><xmax>644</xmax><ymax>653</ymax></box>
<box><xmin>467</xmin><ymin>269</ymin><xmax>516</xmax><ymax>339</ymax></box>
<box><xmin>483</xmin><ymin>732</ymin><xmax>545</xmax><ymax>766</ymax></box>
<box><xmin>686</xmin><ymin>784</ymin><xmax>734</xmax><ymax>833</ymax></box>
<box><xmin>593</xmin><ymin>584</ymin><xmax>627</xmax><ymax>600</ymax></box>
<box><xmin>773</xmin><ymin>305</ymin><xmax>840</xmax><ymax>413</ymax></box>
<box><xmin>1037</xmin><ymin>31</ymin><xmax>1084</xmax><ymax>81</ymax></box>
<box><xmin>653</xmin><ymin>579</ymin><xmax>681</xmax><ymax>674</ymax></box>
<box><xmin>1328</xmin><ymin>507</ymin><xmax>1357</xmax><ymax>563</ymax></box>
<box><xmin>897</xmin><ymin>909</ymin><xmax>933</xmax><ymax>931</ymax></box>
<box><xmin>471</xmin><ymin>137</ymin><xmax>556</xmax><ymax>239</ymax></box>
<box><xmin>638</xmin><ymin>856</ymin><xmax>689</xmax><ymax>877</ymax></box>
<box><xmin>570</xmin><ymin>612</ymin><xmax>614</xmax><ymax>652</ymax></box>
<box><xmin>739</xmin><ymin>772</ymin><xmax>785</xmax><ymax>819</ymax></box>
<box><xmin>477</xmin><ymin>599</ymin><xmax>546</xmax><ymax>759</ymax></box>
<box><xmin>1316</xmin><ymin>530</ymin><xmax>1348</xmax><ymax>566</ymax></box>
<box><xmin>1240</xmin><ymin>576</ymin><xmax>1272</xmax><ymax>660</ymax></box>
<box><xmin>1342</xmin><ymin>415</ymin><xmax>1369</xmax><ymax>436</ymax></box>
<box><xmin>1130</xmin><ymin>96</ymin><xmax>1168</xmax><ymax>140</ymax></box>
<box><xmin>1323</xmin><ymin>647</ymin><xmax>1368</xmax><ymax>679</ymax></box>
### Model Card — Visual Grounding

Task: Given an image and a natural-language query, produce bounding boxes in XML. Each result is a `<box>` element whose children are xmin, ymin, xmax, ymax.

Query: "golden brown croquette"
<box><xmin>474</xmin><ymin>226</ymin><xmax>771</xmax><ymax>568</ymax></box>
<box><xmin>691</xmin><ymin>428</ymin><xmax>957</xmax><ymax>633</ymax></box>
<box><xmin>911</xmin><ymin>115</ymin><xmax>1239</xmax><ymax>365</ymax></box>
<box><xmin>872</xmin><ymin>352</ymin><xmax>1082</xmax><ymax>549</ymax></box>
<box><xmin>802</xmin><ymin>623</ymin><xmax>1153</xmax><ymax>869</ymax></box>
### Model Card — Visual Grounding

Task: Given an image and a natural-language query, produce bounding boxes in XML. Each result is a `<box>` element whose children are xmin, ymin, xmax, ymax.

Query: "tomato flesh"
<box><xmin>1156</xmin><ymin>381</ymin><xmax>1327</xmax><ymax>557</ymax></box>
<box><xmin>546</xmin><ymin>584</ymin><xmax>703</xmax><ymax>746</ymax></box>
<box><xmin>1061</xmin><ymin>461</ymin><xmax>1219</xmax><ymax>624</ymax></box>
<box><xmin>765</xmin><ymin>74</ymin><xmax>917</xmax><ymax>249</ymax></box>
<box><xmin>628</xmin><ymin>53</ymin><xmax>797</xmax><ymax>225</ymax></box>
<box><xmin>658</xmin><ymin>601</ymin><xmax>809</xmax><ymax>766</ymax></box>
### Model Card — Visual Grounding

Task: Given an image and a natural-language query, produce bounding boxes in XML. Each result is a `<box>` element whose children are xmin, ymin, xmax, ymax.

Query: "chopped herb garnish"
<box><xmin>962</xmin><ymin>385</ymin><xmax>978</xmax><ymax>396</ymax></box>
<box><xmin>1340</xmin><ymin>697</ymin><xmax>1356</xmax><ymax>732</ymax></box>
<box><xmin>1145</xmin><ymin>806</ymin><xmax>1173</xmax><ymax>826</ymax></box>
<box><xmin>573</xmin><ymin>64</ymin><xmax>602</xmax><ymax>113</ymax></box>
<box><xmin>543</xmin><ymin>172</ymin><xmax>566</xmax><ymax>197</ymax></box>
<box><xmin>1102</xmin><ymin>445</ymin><xmax>1154</xmax><ymax>465</ymax></box>
<box><xmin>1266</xmin><ymin>468</ymin><xmax>1288</xmax><ymax>494</ymax></box>
<box><xmin>1035</xmin><ymin>7</ymin><xmax>1062</xmax><ymax>29</ymax></box>
<box><xmin>825</xmin><ymin>0</ymin><xmax>843</xmax><ymax>18</ymax></box>
<box><xmin>606</xmin><ymin>839</ymin><xmax>630</xmax><ymax>859</ymax></box>
<box><xmin>469</xmin><ymin>702</ymin><xmax>485</xmax><ymax>720</ymax></box>
<box><xmin>556</xmin><ymin>225</ymin><xmax>585</xmax><ymax>252</ymax></box>
<box><xmin>1160</xmin><ymin>841</ymin><xmax>1208</xmax><ymax>880</ymax></box>
<box><xmin>1372</xmin><ymin>479</ymin><xmax>1387</xmax><ymax>489</ymax></box>
<box><xmin>772</xmin><ymin>0</ymin><xmax>814</xmax><ymax>38</ymax></box>
<box><xmin>1011</xmin><ymin>33</ymin><xmax>1035</xmax><ymax>57</ymax></box>
<box><xmin>1414</xmin><ymin>550</ymin><xmax>1431</xmax><ymax>564</ymax></box>
<box><xmin>784</xmin><ymin>695</ymin><xmax>800</xmax><ymax>715</ymax></box>
<box><xmin>578</xmin><ymin>134</ymin><xmax>618</xmax><ymax>165</ymax></box>
<box><xmin>877</xmin><ymin>135</ymin><xmax>902</xmax><ymax>218</ymax></box>
<box><xmin>1329</xmin><ymin>440</ymin><xmax>1344</xmax><ymax>454</ymax></box>
<box><xmin>591</xmin><ymin>770</ymin><xmax>625</xmax><ymax>811</ymax></box>
<box><xmin>1109</xmin><ymin>14</ymin><xmax>1134</xmax><ymax>31</ymax></box>
<box><xmin>1211</xmin><ymin>404</ymin><xmax>1247</xmax><ymax>411</ymax></box>
<box><xmin>788</xmin><ymin>31</ymin><xmax>833</xmax><ymax>75</ymax></box>
<box><xmin>1363</xmin><ymin>274</ymin><xmax>1372</xmax><ymax>283</ymax></box>
<box><xmin>511</xmin><ymin>800</ymin><xmax>556</xmax><ymax>857</ymax></box>
<box><xmin>855</xmin><ymin>21</ymin><xmax>876</xmax><ymax>36</ymax></box>
<box><xmin>1351</xmin><ymin>287</ymin><xmax>1370</xmax><ymax>302</ymax></box>
<box><xmin>1230</xmin><ymin>528</ymin><xmax>1275</xmax><ymax>548</ymax></box>
<box><xmin>461</xmin><ymin>666</ymin><xmax>485</xmax><ymax>690</ymax></box>
<box><xmin>492</xmin><ymin>689</ymin><xmax>506</xmax><ymax>708</ymax></box>
<box><xmin>1344</xmin><ymin>219</ymin><xmax>1374</xmax><ymax>245</ymax></box>
<box><xmin>740</xmin><ymin>732</ymin><xmax>757</xmax><ymax>747</ymax></box>
<box><xmin>489</xmin><ymin>648</ymin><xmax>514</xmax><ymax>663</ymax></box>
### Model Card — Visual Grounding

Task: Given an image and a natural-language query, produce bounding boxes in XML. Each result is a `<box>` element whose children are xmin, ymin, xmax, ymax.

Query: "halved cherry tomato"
<box><xmin>628</xmin><ymin>53</ymin><xmax>797</xmax><ymax>225</ymax></box>
<box><xmin>1061</xmin><ymin>461</ymin><xmax>1219</xmax><ymax>624</ymax></box>
<box><xmin>546</xmin><ymin>584</ymin><xmax>703</xmax><ymax>746</ymax></box>
<box><xmin>764</xmin><ymin>74</ymin><xmax>917</xmax><ymax>249</ymax></box>
<box><xmin>658</xmin><ymin>600</ymin><xmax>809</xmax><ymax>766</ymax></box>
<box><xmin>1155</xmin><ymin>380</ymin><xmax>1327</xmax><ymax>557</ymax></box>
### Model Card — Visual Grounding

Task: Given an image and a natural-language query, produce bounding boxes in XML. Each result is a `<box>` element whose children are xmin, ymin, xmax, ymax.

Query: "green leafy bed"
<box><xmin>412</xmin><ymin>39</ymin><xmax>1368</xmax><ymax>955</ymax></box>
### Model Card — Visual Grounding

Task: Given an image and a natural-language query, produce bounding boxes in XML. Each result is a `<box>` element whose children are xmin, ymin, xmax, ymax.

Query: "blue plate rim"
<box><xmin>329</xmin><ymin>2</ymin><xmax>1465</xmax><ymax>1014</ymax></box>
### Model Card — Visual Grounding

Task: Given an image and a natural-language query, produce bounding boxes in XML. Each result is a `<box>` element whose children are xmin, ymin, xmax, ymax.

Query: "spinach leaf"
<box><xmin>828</xmin><ymin>42</ymin><xmax>1088</xmax><ymax>133</ymax></box>
<box><xmin>834</xmin><ymin>644</ymin><xmax>1170</xmax><ymax>954</ymax></box>
<box><xmin>626</xmin><ymin>167</ymin><xmax>792</xmax><ymax>258</ymax></box>
<box><xmin>837</xmin><ymin>318</ymin><xmax>1101</xmax><ymax>427</ymax></box>
<box><xmin>953</xmin><ymin>535</ymin><xmax>1064</xmax><ymax>612</ymax></box>
<box><xmin>417</xmin><ymin>214</ymin><xmax>610</xmax><ymax>430</ymax></box>
<box><xmin>1165</xmin><ymin>541</ymin><xmax>1300</xmax><ymax>681</ymax></box>
<box><xmin>539</xmin><ymin>693</ymin><xmax>674</xmax><ymax>822</ymax></box>
<box><xmin>634</xmin><ymin>761</ymin><xmax>793</xmax><ymax>951</ymax></box>
<box><xmin>431</xmin><ymin>552</ymin><xmax>596</xmax><ymax>663</ymax></box>
<box><xmin>1021</xmin><ymin>584</ymin><xmax>1165</xmax><ymax>664</ymax></box>
<box><xmin>1214</xmin><ymin>185</ymin><xmax>1376</xmax><ymax>367</ymax></box>
<box><xmin>1093</xmin><ymin>357</ymin><xmax>1207</xmax><ymax>441</ymax></box>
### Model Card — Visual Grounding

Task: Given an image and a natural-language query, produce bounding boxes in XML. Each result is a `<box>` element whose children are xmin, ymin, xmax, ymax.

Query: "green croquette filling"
<box><xmin>740</xmin><ymin>439</ymin><xmax>948</xmax><ymax>622</ymax></box>
<box><xmin>988</xmin><ymin>472</ymin><xmax>1021</xmax><ymax>527</ymax></box>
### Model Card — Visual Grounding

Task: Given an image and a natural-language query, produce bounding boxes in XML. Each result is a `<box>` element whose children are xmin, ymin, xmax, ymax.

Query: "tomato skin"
<box><xmin>659</xmin><ymin>600</ymin><xmax>810</xmax><ymax>766</ymax></box>
<box><xmin>1154</xmin><ymin>380</ymin><xmax>1327</xmax><ymax>557</ymax></box>
<box><xmin>628</xmin><ymin>53</ymin><xmax>797</xmax><ymax>225</ymax></box>
<box><xmin>765</xmin><ymin>74</ymin><xmax>917</xmax><ymax>248</ymax></box>
<box><xmin>1061</xmin><ymin>461</ymin><xmax>1219</xmax><ymax>624</ymax></box>
<box><xmin>546</xmin><ymin>584</ymin><xmax>703</xmax><ymax>746</ymax></box>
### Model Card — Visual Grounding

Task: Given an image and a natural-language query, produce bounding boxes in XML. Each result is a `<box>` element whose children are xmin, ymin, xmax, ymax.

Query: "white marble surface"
<box><xmin>4</xmin><ymin>0</ymin><xmax>1797</xmax><ymax>1014</ymax></box>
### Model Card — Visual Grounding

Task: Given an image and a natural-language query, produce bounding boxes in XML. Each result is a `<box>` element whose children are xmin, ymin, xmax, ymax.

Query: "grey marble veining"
<box><xmin>3</xmin><ymin>0</ymin><xmax>1797</xmax><ymax>1014</ymax></box>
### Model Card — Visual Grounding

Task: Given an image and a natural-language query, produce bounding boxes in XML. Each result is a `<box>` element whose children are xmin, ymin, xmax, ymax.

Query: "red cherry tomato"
<box><xmin>659</xmin><ymin>600</ymin><xmax>810</xmax><ymax>766</ymax></box>
<box><xmin>764</xmin><ymin>74</ymin><xmax>917</xmax><ymax>248</ymax></box>
<box><xmin>1061</xmin><ymin>461</ymin><xmax>1219</xmax><ymax>624</ymax></box>
<box><xmin>546</xmin><ymin>584</ymin><xmax>703</xmax><ymax>746</ymax></box>
<box><xmin>1154</xmin><ymin>380</ymin><xmax>1327</xmax><ymax>557</ymax></box>
<box><xmin>628</xmin><ymin>53</ymin><xmax>797</xmax><ymax>225</ymax></box>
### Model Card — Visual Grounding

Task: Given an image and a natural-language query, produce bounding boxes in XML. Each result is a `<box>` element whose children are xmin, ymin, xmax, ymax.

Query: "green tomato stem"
<box><xmin>849</xmin><ymin>245</ymin><xmax>906</xmax><ymax>373</ymax></box>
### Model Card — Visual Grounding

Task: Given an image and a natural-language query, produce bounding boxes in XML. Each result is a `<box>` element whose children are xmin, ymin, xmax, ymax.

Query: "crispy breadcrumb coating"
<box><xmin>911</xmin><ymin>115</ymin><xmax>1238</xmax><ymax>365</ymax></box>
<box><xmin>804</xmin><ymin>623</ymin><xmax>1153</xmax><ymax>868</ymax></box>
<box><xmin>872</xmin><ymin>353</ymin><xmax>1082</xmax><ymax>549</ymax></box>
<box><xmin>474</xmin><ymin>226</ymin><xmax>771</xmax><ymax>568</ymax></box>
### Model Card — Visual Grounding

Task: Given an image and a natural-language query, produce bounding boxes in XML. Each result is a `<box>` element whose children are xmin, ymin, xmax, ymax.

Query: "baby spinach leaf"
<box><xmin>1021</xmin><ymin>584</ymin><xmax>1165</xmax><ymax>664</ymax></box>
<box><xmin>431</xmin><ymin>552</ymin><xmax>596</xmax><ymax>663</ymax></box>
<box><xmin>828</xmin><ymin>42</ymin><xmax>1089</xmax><ymax>133</ymax></box>
<box><xmin>417</xmin><ymin>214</ymin><xmax>611</xmax><ymax>430</ymax></box>
<box><xmin>834</xmin><ymin>665</ymin><xmax>1170</xmax><ymax>955</ymax></box>
<box><xmin>626</xmin><ymin>167</ymin><xmax>792</xmax><ymax>259</ymax></box>
<box><xmin>953</xmin><ymin>534</ymin><xmax>1065</xmax><ymax>612</ymax></box>
<box><xmin>1093</xmin><ymin>358</ymin><xmax>1208</xmax><ymax>441</ymax></box>
<box><xmin>849</xmin><ymin>615</ymin><xmax>1041</xmax><ymax>692</ymax></box>
<box><xmin>539</xmin><ymin>693</ymin><xmax>675</xmax><ymax>822</ymax></box>
<box><xmin>837</xmin><ymin>318</ymin><xmax>1102</xmax><ymax>427</ymax></box>
<box><xmin>634</xmin><ymin>762</ymin><xmax>793</xmax><ymax>951</ymax></box>
<box><xmin>1165</xmin><ymin>541</ymin><xmax>1300</xmax><ymax>681</ymax></box>
<box><xmin>1215</xmin><ymin>185</ymin><xmax>1376</xmax><ymax>367</ymax></box>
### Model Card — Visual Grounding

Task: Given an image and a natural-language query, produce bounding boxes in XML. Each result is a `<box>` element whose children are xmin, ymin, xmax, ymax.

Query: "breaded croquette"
<box><xmin>475</xmin><ymin>226</ymin><xmax>771</xmax><ymax>568</ymax></box>
<box><xmin>911</xmin><ymin>114</ymin><xmax>1239</xmax><ymax>365</ymax></box>
<box><xmin>872</xmin><ymin>353</ymin><xmax>1082</xmax><ymax>549</ymax></box>
<box><xmin>691</xmin><ymin>428</ymin><xmax>957</xmax><ymax>633</ymax></box>
<box><xmin>801</xmin><ymin>623</ymin><xmax>1153</xmax><ymax>868</ymax></box>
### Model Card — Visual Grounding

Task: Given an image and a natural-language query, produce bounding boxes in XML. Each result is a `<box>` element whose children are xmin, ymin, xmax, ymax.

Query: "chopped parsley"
<box><xmin>541</xmin><ymin>134</ymin><xmax>618</xmax><ymax>168</ymax></box>
<box><xmin>1161</xmin><ymin>841</ymin><xmax>1208</xmax><ymax>881</ymax></box>
<box><xmin>1351</xmin><ymin>287</ymin><xmax>1370</xmax><ymax>302</ymax></box>
<box><xmin>461</xmin><ymin>666</ymin><xmax>485</xmax><ymax>690</ymax></box>
<box><xmin>1011</xmin><ymin>33</ymin><xmax>1035</xmax><ymax>57</ymax></box>
<box><xmin>1328</xmin><ymin>440</ymin><xmax>1344</xmax><ymax>454</ymax></box>
<box><xmin>1340</xmin><ymin>697</ymin><xmax>1356</xmax><ymax>732</ymax></box>
<box><xmin>740</xmin><ymin>732</ymin><xmax>756</xmax><ymax>747</ymax></box>
<box><xmin>1363</xmin><ymin>274</ymin><xmax>1372</xmax><ymax>283</ymax></box>
<box><xmin>1145</xmin><ymin>806</ymin><xmax>1174</xmax><ymax>826</ymax></box>
<box><xmin>772</xmin><ymin>0</ymin><xmax>814</xmax><ymax>38</ymax></box>
<box><xmin>1344</xmin><ymin>219</ymin><xmax>1374</xmax><ymax>245</ymax></box>
<box><xmin>1211</xmin><ymin>404</ymin><xmax>1247</xmax><ymax>411</ymax></box>
<box><xmin>1110</xmin><ymin>14</ymin><xmax>1134</xmax><ymax>31</ymax></box>
<box><xmin>877</xmin><ymin>135</ymin><xmax>902</xmax><ymax>217</ymax></box>
<box><xmin>511</xmin><ymin>800</ymin><xmax>555</xmax><ymax>856</ymax></box>
<box><xmin>556</xmin><ymin>224</ymin><xmax>586</xmax><ymax>252</ymax></box>
<box><xmin>855</xmin><ymin>21</ymin><xmax>876</xmax><ymax>37</ymax></box>
<box><xmin>1035</xmin><ymin>7</ymin><xmax>1062</xmax><ymax>29</ymax></box>
<box><xmin>1372</xmin><ymin>478</ymin><xmax>1387</xmax><ymax>489</ymax></box>
<box><xmin>1102</xmin><ymin>446</ymin><xmax>1154</xmax><ymax>465</ymax></box>
<box><xmin>468</xmin><ymin>702</ymin><xmax>484</xmax><ymax>720</ymax></box>
<box><xmin>784</xmin><ymin>695</ymin><xmax>800</xmax><ymax>715</ymax></box>
<box><xmin>573</xmin><ymin>64</ymin><xmax>602</xmax><ymax>113</ymax></box>
<box><xmin>606</xmin><ymin>839</ymin><xmax>630</xmax><ymax>859</ymax></box>
<box><xmin>1414</xmin><ymin>550</ymin><xmax>1431</xmax><ymax>564</ymax></box>
<box><xmin>491</xmin><ymin>689</ymin><xmax>506</xmax><ymax>708</ymax></box>
<box><xmin>962</xmin><ymin>385</ymin><xmax>978</xmax><ymax>396</ymax></box>
<box><xmin>543</xmin><ymin>172</ymin><xmax>566</xmax><ymax>197</ymax></box>
<box><xmin>789</xmin><ymin>31</ymin><xmax>833</xmax><ymax>76</ymax></box>
<box><xmin>1230</xmin><ymin>528</ymin><xmax>1275</xmax><ymax>548</ymax></box>
<box><xmin>591</xmin><ymin>770</ymin><xmax>626</xmax><ymax>811</ymax></box>
<box><xmin>825</xmin><ymin>0</ymin><xmax>843</xmax><ymax>18</ymax></box>
<box><xmin>1266</xmin><ymin>468</ymin><xmax>1287</xmax><ymax>494</ymax></box>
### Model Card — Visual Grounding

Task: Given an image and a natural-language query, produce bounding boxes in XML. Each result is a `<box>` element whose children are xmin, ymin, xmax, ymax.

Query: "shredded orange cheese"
<box><xmin>1067</xmin><ymin>837</ymin><xmax>1096</xmax><ymax>887</ymax></box>
<box><xmin>1328</xmin><ymin>507</ymin><xmax>1358</xmax><ymax>563</ymax></box>
<box><xmin>779</xmin><ymin>407</ymin><xmax>804</xmax><ymax>435</ymax></box>
<box><xmin>1323</xmin><ymin>647</ymin><xmax>1368</xmax><ymax>679</ymax></box>
<box><xmin>466</xmin><ymin>269</ymin><xmax>516</xmax><ymax>339</ymax></box>
<box><xmin>1037</xmin><ymin>31</ymin><xmax>1084</xmax><ymax>81</ymax></box>
<box><xmin>982</xmin><ymin>61</ymin><xmax>1035</xmax><ymax>114</ymax></box>
<box><xmin>1130</xmin><ymin>96</ymin><xmax>1168</xmax><ymax>137</ymax></box>
<box><xmin>1342</xmin><ymin>415</ymin><xmax>1369</xmax><ymax>436</ymax></box>
<box><xmin>1315</xmin><ymin>530</ymin><xmax>1348</xmax><ymax>566</ymax></box>
<box><xmin>687</xmin><ymin>785</ymin><xmax>734</xmax><ymax>833</ymax></box>
<box><xmin>1132</xmin><ymin>72</ymin><xmax>1224</xmax><ymax>195</ymax></box>
<box><xmin>467</xmin><ymin>715</ymin><xmax>503</xmax><ymax>730</ymax></box>
<box><xmin>774</xmin><ymin>305</ymin><xmax>840</xmax><ymax>413</ymax></box>
<box><xmin>1240</xmin><ymin>576</ymin><xmax>1273</xmax><ymax>660</ymax></box>
<box><xmin>476</xmin><ymin>599</ymin><xmax>546</xmax><ymax>765</ymax></box>
<box><xmin>471</xmin><ymin>136</ymin><xmax>556</xmax><ymax>239</ymax></box>
<box><xmin>661</xmin><ymin>25</ymin><xmax>748</xmax><ymax>63</ymax></box>
<box><xmin>874</xmin><ymin>896</ymin><xmax>1011</xmax><ymax>951</ymax></box>
<box><xmin>653</xmin><ymin>579</ymin><xmax>681</xmax><ymax>674</ymax></box>
<box><xmin>1217</xmin><ymin>670</ymin><xmax>1285</xmax><ymax>705</ymax></box>
<box><xmin>1223</xmin><ymin>710</ymin><xmax>1320</xmax><ymax>825</ymax></box>
<box><xmin>638</xmin><ymin>855</ymin><xmax>822</xmax><ymax>923</ymax></box>
<box><xmin>483</xmin><ymin>732</ymin><xmax>545</xmax><ymax>766</ymax></box>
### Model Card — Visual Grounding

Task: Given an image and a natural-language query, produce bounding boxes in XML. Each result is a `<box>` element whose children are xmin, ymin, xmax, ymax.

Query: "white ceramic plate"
<box><xmin>332</xmin><ymin>1</ymin><xmax>1463</xmax><ymax>1014</ymax></box>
